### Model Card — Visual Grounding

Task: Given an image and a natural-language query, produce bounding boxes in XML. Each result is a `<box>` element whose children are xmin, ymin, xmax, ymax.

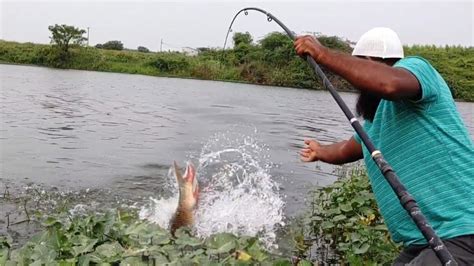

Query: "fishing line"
<box><xmin>223</xmin><ymin>7</ymin><xmax>457</xmax><ymax>265</ymax></box>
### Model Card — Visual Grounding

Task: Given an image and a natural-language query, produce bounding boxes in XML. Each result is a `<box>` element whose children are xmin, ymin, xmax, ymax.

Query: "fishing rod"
<box><xmin>223</xmin><ymin>7</ymin><xmax>457</xmax><ymax>265</ymax></box>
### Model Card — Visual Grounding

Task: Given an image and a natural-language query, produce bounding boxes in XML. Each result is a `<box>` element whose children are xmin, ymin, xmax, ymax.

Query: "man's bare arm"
<box><xmin>300</xmin><ymin>137</ymin><xmax>363</xmax><ymax>165</ymax></box>
<box><xmin>294</xmin><ymin>36</ymin><xmax>421</xmax><ymax>101</ymax></box>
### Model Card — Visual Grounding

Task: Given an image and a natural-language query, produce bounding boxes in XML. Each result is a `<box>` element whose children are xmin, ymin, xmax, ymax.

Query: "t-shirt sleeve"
<box><xmin>394</xmin><ymin>56</ymin><xmax>440</xmax><ymax>103</ymax></box>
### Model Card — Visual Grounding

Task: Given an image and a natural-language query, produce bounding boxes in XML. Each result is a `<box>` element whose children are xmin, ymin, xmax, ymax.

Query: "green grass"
<box><xmin>0</xmin><ymin>37</ymin><xmax>472</xmax><ymax>101</ymax></box>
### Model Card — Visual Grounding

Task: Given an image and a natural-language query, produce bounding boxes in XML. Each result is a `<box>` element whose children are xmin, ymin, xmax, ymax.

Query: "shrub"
<box><xmin>137</xmin><ymin>46</ymin><xmax>150</xmax><ymax>53</ymax></box>
<box><xmin>190</xmin><ymin>60</ymin><xmax>222</xmax><ymax>80</ymax></box>
<box><xmin>151</xmin><ymin>55</ymin><xmax>190</xmax><ymax>73</ymax></box>
<box><xmin>305</xmin><ymin>167</ymin><xmax>400</xmax><ymax>265</ymax></box>
<box><xmin>99</xmin><ymin>40</ymin><xmax>124</xmax><ymax>50</ymax></box>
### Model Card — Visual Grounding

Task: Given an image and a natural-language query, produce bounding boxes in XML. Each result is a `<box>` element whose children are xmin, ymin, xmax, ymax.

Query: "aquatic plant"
<box><xmin>302</xmin><ymin>167</ymin><xmax>401</xmax><ymax>265</ymax></box>
<box><xmin>0</xmin><ymin>209</ymin><xmax>301</xmax><ymax>265</ymax></box>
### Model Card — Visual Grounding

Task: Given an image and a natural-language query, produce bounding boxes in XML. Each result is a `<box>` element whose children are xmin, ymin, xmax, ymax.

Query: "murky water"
<box><xmin>1</xmin><ymin>64</ymin><xmax>473</xmax><ymax>245</ymax></box>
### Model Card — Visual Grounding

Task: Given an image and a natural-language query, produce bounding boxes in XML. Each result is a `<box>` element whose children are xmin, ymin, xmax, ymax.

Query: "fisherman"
<box><xmin>294</xmin><ymin>27</ymin><xmax>474</xmax><ymax>265</ymax></box>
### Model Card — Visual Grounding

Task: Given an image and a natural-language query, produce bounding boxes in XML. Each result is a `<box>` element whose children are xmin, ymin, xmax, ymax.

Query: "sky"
<box><xmin>1</xmin><ymin>0</ymin><xmax>473</xmax><ymax>52</ymax></box>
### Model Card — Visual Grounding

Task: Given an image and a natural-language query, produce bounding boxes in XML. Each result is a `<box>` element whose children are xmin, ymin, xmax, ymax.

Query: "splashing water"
<box><xmin>138</xmin><ymin>166</ymin><xmax>179</xmax><ymax>230</ymax></box>
<box><xmin>139</xmin><ymin>128</ymin><xmax>285</xmax><ymax>247</ymax></box>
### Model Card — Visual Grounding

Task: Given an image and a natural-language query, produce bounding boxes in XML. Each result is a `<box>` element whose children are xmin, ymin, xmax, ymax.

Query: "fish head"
<box><xmin>173</xmin><ymin>161</ymin><xmax>199</xmax><ymax>210</ymax></box>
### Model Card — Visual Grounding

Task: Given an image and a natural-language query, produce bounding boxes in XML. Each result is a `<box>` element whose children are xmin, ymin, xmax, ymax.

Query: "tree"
<box><xmin>259</xmin><ymin>32</ymin><xmax>293</xmax><ymax>66</ymax></box>
<box><xmin>233</xmin><ymin>32</ymin><xmax>253</xmax><ymax>47</ymax></box>
<box><xmin>48</xmin><ymin>24</ymin><xmax>87</xmax><ymax>53</ymax></box>
<box><xmin>137</xmin><ymin>46</ymin><xmax>150</xmax><ymax>53</ymax></box>
<box><xmin>259</xmin><ymin>32</ymin><xmax>291</xmax><ymax>51</ymax></box>
<box><xmin>99</xmin><ymin>40</ymin><xmax>124</xmax><ymax>50</ymax></box>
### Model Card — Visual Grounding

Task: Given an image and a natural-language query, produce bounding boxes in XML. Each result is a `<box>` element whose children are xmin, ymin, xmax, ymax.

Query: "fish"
<box><xmin>169</xmin><ymin>161</ymin><xmax>199</xmax><ymax>234</ymax></box>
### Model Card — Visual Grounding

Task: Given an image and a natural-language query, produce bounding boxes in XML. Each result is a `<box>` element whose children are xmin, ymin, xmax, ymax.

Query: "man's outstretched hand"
<box><xmin>300</xmin><ymin>139</ymin><xmax>322</xmax><ymax>162</ymax></box>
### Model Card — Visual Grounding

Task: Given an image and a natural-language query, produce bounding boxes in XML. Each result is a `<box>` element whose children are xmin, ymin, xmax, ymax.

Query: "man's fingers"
<box><xmin>295</xmin><ymin>44</ymin><xmax>304</xmax><ymax>55</ymax></box>
<box><xmin>300</xmin><ymin>150</ymin><xmax>309</xmax><ymax>157</ymax></box>
<box><xmin>300</xmin><ymin>148</ymin><xmax>312</xmax><ymax>154</ymax></box>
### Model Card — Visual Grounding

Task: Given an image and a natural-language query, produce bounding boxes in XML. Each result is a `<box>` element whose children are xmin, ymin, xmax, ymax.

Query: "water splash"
<box><xmin>139</xmin><ymin>167</ymin><xmax>179</xmax><ymax>229</ymax></box>
<box><xmin>139</xmin><ymin>127</ymin><xmax>285</xmax><ymax>247</ymax></box>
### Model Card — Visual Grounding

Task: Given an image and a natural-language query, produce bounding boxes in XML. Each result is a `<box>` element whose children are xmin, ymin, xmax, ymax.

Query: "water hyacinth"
<box><xmin>0</xmin><ymin>209</ymin><xmax>299</xmax><ymax>265</ymax></box>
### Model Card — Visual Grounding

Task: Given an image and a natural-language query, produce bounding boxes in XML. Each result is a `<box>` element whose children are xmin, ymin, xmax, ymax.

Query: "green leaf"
<box><xmin>72</xmin><ymin>239</ymin><xmax>98</xmax><ymax>257</ymax></box>
<box><xmin>31</xmin><ymin>244</ymin><xmax>58</xmax><ymax>263</ymax></box>
<box><xmin>77</xmin><ymin>255</ymin><xmax>92</xmax><ymax>266</ymax></box>
<box><xmin>353</xmin><ymin>243</ymin><xmax>370</xmax><ymax>254</ymax></box>
<box><xmin>321</xmin><ymin>221</ymin><xmax>335</xmax><ymax>229</ymax></box>
<box><xmin>92</xmin><ymin>242</ymin><xmax>124</xmax><ymax>261</ymax></box>
<box><xmin>246</xmin><ymin>241</ymin><xmax>267</xmax><ymax>262</ymax></box>
<box><xmin>58</xmin><ymin>258</ymin><xmax>77</xmax><ymax>266</ymax></box>
<box><xmin>206</xmin><ymin>233</ymin><xmax>237</xmax><ymax>254</ymax></box>
<box><xmin>351</xmin><ymin>232</ymin><xmax>361</xmax><ymax>242</ymax></box>
<box><xmin>43</xmin><ymin>216</ymin><xmax>62</xmax><ymax>227</ymax></box>
<box><xmin>340</xmin><ymin>203</ymin><xmax>353</xmax><ymax>212</ymax></box>
<box><xmin>120</xmin><ymin>256</ymin><xmax>148</xmax><ymax>266</ymax></box>
<box><xmin>124</xmin><ymin>222</ymin><xmax>148</xmax><ymax>235</ymax></box>
<box><xmin>174</xmin><ymin>234</ymin><xmax>202</xmax><ymax>247</ymax></box>
<box><xmin>327</xmin><ymin>207</ymin><xmax>341</xmax><ymax>215</ymax></box>
<box><xmin>373</xmin><ymin>224</ymin><xmax>388</xmax><ymax>231</ymax></box>
<box><xmin>351</xmin><ymin>196</ymin><xmax>367</xmax><ymax>206</ymax></box>
<box><xmin>333</xmin><ymin>214</ymin><xmax>347</xmax><ymax>222</ymax></box>
<box><xmin>0</xmin><ymin>248</ymin><xmax>8</xmax><ymax>265</ymax></box>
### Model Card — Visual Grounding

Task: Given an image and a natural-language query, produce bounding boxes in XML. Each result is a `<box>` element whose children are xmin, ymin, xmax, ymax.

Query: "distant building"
<box><xmin>182</xmin><ymin>47</ymin><xmax>198</xmax><ymax>56</ymax></box>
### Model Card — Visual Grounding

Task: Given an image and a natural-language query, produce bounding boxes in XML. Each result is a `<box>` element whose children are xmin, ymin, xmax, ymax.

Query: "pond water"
<box><xmin>1</xmin><ymin>64</ymin><xmax>472</xmax><ymax>246</ymax></box>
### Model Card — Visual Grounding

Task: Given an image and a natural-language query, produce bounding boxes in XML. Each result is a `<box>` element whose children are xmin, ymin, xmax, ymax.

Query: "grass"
<box><xmin>1</xmin><ymin>37</ymin><xmax>472</xmax><ymax>101</ymax></box>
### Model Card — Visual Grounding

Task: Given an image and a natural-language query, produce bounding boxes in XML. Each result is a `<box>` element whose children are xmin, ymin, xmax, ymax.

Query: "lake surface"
<box><xmin>1</xmin><ymin>64</ymin><xmax>473</xmax><ymax>241</ymax></box>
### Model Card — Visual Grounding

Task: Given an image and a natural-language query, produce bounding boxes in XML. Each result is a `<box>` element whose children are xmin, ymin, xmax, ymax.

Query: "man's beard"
<box><xmin>356</xmin><ymin>91</ymin><xmax>382</xmax><ymax>122</ymax></box>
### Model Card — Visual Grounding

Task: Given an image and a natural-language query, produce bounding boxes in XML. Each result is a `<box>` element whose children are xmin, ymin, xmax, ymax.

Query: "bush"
<box><xmin>99</xmin><ymin>40</ymin><xmax>124</xmax><ymax>50</ymax></box>
<box><xmin>137</xmin><ymin>46</ymin><xmax>150</xmax><ymax>53</ymax></box>
<box><xmin>305</xmin><ymin>167</ymin><xmax>400</xmax><ymax>265</ymax></box>
<box><xmin>190</xmin><ymin>60</ymin><xmax>222</xmax><ymax>80</ymax></box>
<box><xmin>151</xmin><ymin>55</ymin><xmax>190</xmax><ymax>73</ymax></box>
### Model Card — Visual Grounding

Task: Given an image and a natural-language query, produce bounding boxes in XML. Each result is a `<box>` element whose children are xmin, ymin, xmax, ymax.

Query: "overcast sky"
<box><xmin>1</xmin><ymin>0</ymin><xmax>473</xmax><ymax>52</ymax></box>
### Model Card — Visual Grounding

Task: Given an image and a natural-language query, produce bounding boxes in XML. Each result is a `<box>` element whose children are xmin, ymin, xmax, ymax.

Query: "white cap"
<box><xmin>352</xmin><ymin>27</ymin><xmax>404</xmax><ymax>59</ymax></box>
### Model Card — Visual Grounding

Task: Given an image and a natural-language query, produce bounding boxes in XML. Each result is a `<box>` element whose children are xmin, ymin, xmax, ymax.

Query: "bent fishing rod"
<box><xmin>224</xmin><ymin>7</ymin><xmax>457</xmax><ymax>265</ymax></box>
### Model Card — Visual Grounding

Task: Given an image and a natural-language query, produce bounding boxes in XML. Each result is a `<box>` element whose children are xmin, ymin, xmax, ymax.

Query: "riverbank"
<box><xmin>0</xmin><ymin>37</ymin><xmax>472</xmax><ymax>101</ymax></box>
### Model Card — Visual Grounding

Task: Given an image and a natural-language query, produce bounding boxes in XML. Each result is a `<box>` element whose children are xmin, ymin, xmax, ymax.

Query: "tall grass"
<box><xmin>0</xmin><ymin>38</ymin><xmax>472</xmax><ymax>101</ymax></box>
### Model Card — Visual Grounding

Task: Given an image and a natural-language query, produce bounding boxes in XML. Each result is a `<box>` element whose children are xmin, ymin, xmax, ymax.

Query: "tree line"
<box><xmin>0</xmin><ymin>24</ymin><xmax>472</xmax><ymax>101</ymax></box>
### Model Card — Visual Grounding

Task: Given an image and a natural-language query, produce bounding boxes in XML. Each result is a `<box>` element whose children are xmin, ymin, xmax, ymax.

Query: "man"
<box><xmin>294</xmin><ymin>27</ymin><xmax>474</xmax><ymax>265</ymax></box>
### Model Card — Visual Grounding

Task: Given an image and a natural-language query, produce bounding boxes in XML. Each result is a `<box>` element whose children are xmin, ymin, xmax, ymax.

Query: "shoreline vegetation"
<box><xmin>0</xmin><ymin>31</ymin><xmax>473</xmax><ymax>102</ymax></box>
<box><xmin>1</xmin><ymin>167</ymin><xmax>399</xmax><ymax>265</ymax></box>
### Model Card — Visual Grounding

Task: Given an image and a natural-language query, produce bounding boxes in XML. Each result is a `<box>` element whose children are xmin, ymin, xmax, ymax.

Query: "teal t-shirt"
<box><xmin>354</xmin><ymin>56</ymin><xmax>474</xmax><ymax>246</ymax></box>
